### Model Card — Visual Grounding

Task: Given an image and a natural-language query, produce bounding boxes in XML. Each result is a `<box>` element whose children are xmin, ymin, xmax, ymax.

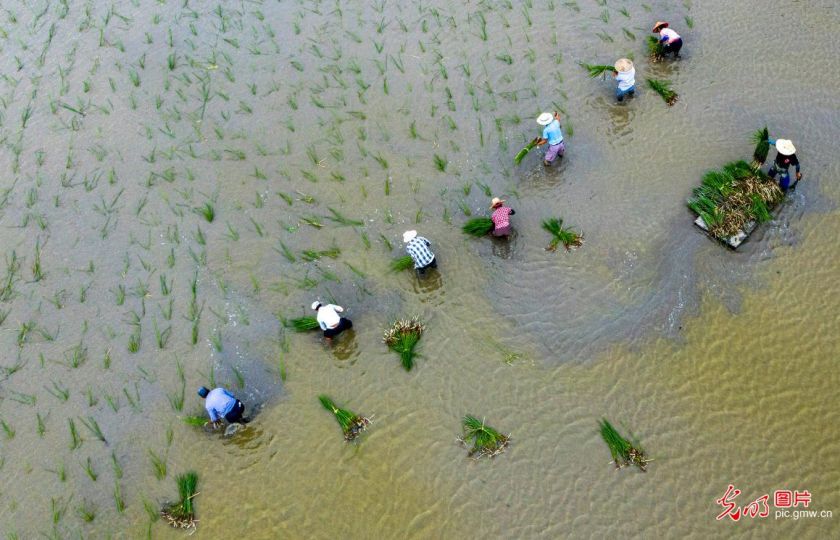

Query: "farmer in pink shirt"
<box><xmin>490</xmin><ymin>197</ymin><xmax>515</xmax><ymax>237</ymax></box>
<box><xmin>652</xmin><ymin>21</ymin><xmax>683</xmax><ymax>58</ymax></box>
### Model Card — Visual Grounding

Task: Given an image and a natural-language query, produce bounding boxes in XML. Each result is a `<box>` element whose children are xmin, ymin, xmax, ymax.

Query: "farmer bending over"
<box><xmin>652</xmin><ymin>21</ymin><xmax>683</xmax><ymax>58</ymax></box>
<box><xmin>535</xmin><ymin>112</ymin><xmax>565</xmax><ymax>167</ymax></box>
<box><xmin>312</xmin><ymin>301</ymin><xmax>353</xmax><ymax>341</ymax></box>
<box><xmin>490</xmin><ymin>197</ymin><xmax>515</xmax><ymax>237</ymax></box>
<box><xmin>403</xmin><ymin>230</ymin><xmax>437</xmax><ymax>275</ymax></box>
<box><xmin>613</xmin><ymin>59</ymin><xmax>636</xmax><ymax>102</ymax></box>
<box><xmin>198</xmin><ymin>386</ymin><xmax>247</xmax><ymax>429</ymax></box>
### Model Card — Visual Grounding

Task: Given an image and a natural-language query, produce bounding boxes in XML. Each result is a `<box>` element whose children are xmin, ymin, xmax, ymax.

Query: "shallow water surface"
<box><xmin>0</xmin><ymin>0</ymin><xmax>838</xmax><ymax>538</ymax></box>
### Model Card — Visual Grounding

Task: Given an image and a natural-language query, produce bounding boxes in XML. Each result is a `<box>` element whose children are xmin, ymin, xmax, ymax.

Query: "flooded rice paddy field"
<box><xmin>1</xmin><ymin>0</ymin><xmax>838</xmax><ymax>537</ymax></box>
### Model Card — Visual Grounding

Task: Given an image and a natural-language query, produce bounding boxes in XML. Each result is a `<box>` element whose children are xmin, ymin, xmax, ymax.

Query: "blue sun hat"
<box><xmin>197</xmin><ymin>386</ymin><xmax>209</xmax><ymax>398</ymax></box>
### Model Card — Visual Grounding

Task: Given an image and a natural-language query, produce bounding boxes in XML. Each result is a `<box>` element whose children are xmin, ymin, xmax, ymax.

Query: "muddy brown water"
<box><xmin>1</xmin><ymin>0</ymin><xmax>839</xmax><ymax>538</ymax></box>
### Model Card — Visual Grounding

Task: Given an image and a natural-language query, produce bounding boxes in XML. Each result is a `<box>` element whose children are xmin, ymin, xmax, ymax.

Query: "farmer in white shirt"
<box><xmin>652</xmin><ymin>21</ymin><xmax>683</xmax><ymax>58</ymax></box>
<box><xmin>612</xmin><ymin>58</ymin><xmax>635</xmax><ymax>102</ymax></box>
<box><xmin>312</xmin><ymin>301</ymin><xmax>353</xmax><ymax>341</ymax></box>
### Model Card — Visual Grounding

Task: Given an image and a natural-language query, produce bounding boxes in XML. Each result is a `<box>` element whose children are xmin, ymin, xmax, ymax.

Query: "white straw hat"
<box><xmin>775</xmin><ymin>139</ymin><xmax>796</xmax><ymax>156</ymax></box>
<box><xmin>311</xmin><ymin>301</ymin><xmax>321</xmax><ymax>310</ymax></box>
<box><xmin>614</xmin><ymin>58</ymin><xmax>634</xmax><ymax>72</ymax></box>
<box><xmin>490</xmin><ymin>197</ymin><xmax>506</xmax><ymax>208</ymax></box>
<box><xmin>536</xmin><ymin>112</ymin><xmax>553</xmax><ymax>125</ymax></box>
<box><xmin>403</xmin><ymin>230</ymin><xmax>418</xmax><ymax>243</ymax></box>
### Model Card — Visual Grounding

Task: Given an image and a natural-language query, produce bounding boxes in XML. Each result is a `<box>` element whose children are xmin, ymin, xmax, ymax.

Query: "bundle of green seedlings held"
<box><xmin>462</xmin><ymin>217</ymin><xmax>494</xmax><ymax>237</ymax></box>
<box><xmin>288</xmin><ymin>316</ymin><xmax>319</xmax><ymax>332</ymax></box>
<box><xmin>598</xmin><ymin>419</ymin><xmax>649</xmax><ymax>471</ymax></box>
<box><xmin>390</xmin><ymin>255</ymin><xmax>414</xmax><ymax>272</ymax></box>
<box><xmin>161</xmin><ymin>471</ymin><xmax>199</xmax><ymax>530</ymax></box>
<box><xmin>751</xmin><ymin>126</ymin><xmax>770</xmax><ymax>167</ymax></box>
<box><xmin>687</xmin><ymin>160</ymin><xmax>783</xmax><ymax>239</ymax></box>
<box><xmin>460</xmin><ymin>415</ymin><xmax>510</xmax><ymax>459</ymax></box>
<box><xmin>646</xmin><ymin>36</ymin><xmax>665</xmax><ymax>61</ymax></box>
<box><xmin>542</xmin><ymin>217</ymin><xmax>584</xmax><ymax>251</ymax></box>
<box><xmin>514</xmin><ymin>137</ymin><xmax>541</xmax><ymax>165</ymax></box>
<box><xmin>383</xmin><ymin>317</ymin><xmax>425</xmax><ymax>370</ymax></box>
<box><xmin>318</xmin><ymin>395</ymin><xmax>370</xmax><ymax>441</ymax></box>
<box><xmin>646</xmin><ymin>78</ymin><xmax>678</xmax><ymax>106</ymax></box>
<box><xmin>580</xmin><ymin>62</ymin><xmax>616</xmax><ymax>78</ymax></box>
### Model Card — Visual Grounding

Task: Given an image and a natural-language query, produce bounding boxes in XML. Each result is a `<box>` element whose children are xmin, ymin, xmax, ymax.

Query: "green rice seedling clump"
<box><xmin>181</xmin><ymin>415</ymin><xmax>207</xmax><ymax>427</ymax></box>
<box><xmin>382</xmin><ymin>317</ymin><xmax>425</xmax><ymax>371</ymax></box>
<box><xmin>752</xmin><ymin>126</ymin><xmax>770</xmax><ymax>166</ymax></box>
<box><xmin>598</xmin><ymin>419</ymin><xmax>649</xmax><ymax>471</ymax></box>
<box><xmin>514</xmin><ymin>137</ymin><xmax>540</xmax><ymax>165</ymax></box>
<box><xmin>686</xmin><ymin>160</ymin><xmax>784</xmax><ymax>239</ymax></box>
<box><xmin>318</xmin><ymin>395</ymin><xmax>371</xmax><ymax>441</ymax></box>
<box><xmin>580</xmin><ymin>62</ymin><xmax>615</xmax><ymax>78</ymax></box>
<box><xmin>646</xmin><ymin>78</ymin><xmax>678</xmax><ymax>106</ymax></box>
<box><xmin>390</xmin><ymin>255</ymin><xmax>414</xmax><ymax>272</ymax></box>
<box><xmin>460</xmin><ymin>415</ymin><xmax>510</xmax><ymax>459</ymax></box>
<box><xmin>462</xmin><ymin>217</ymin><xmax>494</xmax><ymax>237</ymax></box>
<box><xmin>161</xmin><ymin>471</ymin><xmax>199</xmax><ymax>530</ymax></box>
<box><xmin>542</xmin><ymin>217</ymin><xmax>584</xmax><ymax>251</ymax></box>
<box><xmin>646</xmin><ymin>35</ymin><xmax>665</xmax><ymax>61</ymax></box>
<box><xmin>288</xmin><ymin>316</ymin><xmax>319</xmax><ymax>332</ymax></box>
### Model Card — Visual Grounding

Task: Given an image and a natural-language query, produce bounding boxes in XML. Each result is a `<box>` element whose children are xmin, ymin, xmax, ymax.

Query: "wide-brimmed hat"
<box><xmin>403</xmin><ymin>230</ymin><xmax>418</xmax><ymax>243</ymax></box>
<box><xmin>536</xmin><ymin>112</ymin><xmax>553</xmax><ymax>125</ymax></box>
<box><xmin>775</xmin><ymin>139</ymin><xmax>796</xmax><ymax>155</ymax></box>
<box><xmin>652</xmin><ymin>21</ymin><xmax>669</xmax><ymax>32</ymax></box>
<box><xmin>614</xmin><ymin>58</ymin><xmax>634</xmax><ymax>72</ymax></box>
<box><xmin>490</xmin><ymin>197</ymin><xmax>506</xmax><ymax>208</ymax></box>
<box><xmin>311</xmin><ymin>301</ymin><xmax>322</xmax><ymax>311</ymax></box>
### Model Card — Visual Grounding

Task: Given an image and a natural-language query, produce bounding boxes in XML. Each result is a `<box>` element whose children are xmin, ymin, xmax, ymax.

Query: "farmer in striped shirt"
<box><xmin>403</xmin><ymin>230</ymin><xmax>437</xmax><ymax>275</ymax></box>
<box><xmin>490</xmin><ymin>197</ymin><xmax>515</xmax><ymax>237</ymax></box>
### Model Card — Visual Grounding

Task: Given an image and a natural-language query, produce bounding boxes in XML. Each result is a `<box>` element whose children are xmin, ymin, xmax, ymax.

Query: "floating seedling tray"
<box><xmin>693</xmin><ymin>215</ymin><xmax>756</xmax><ymax>249</ymax></box>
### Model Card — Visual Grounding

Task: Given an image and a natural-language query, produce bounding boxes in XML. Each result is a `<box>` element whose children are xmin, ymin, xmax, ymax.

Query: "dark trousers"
<box><xmin>664</xmin><ymin>38</ymin><xmax>682</xmax><ymax>57</ymax></box>
<box><xmin>324</xmin><ymin>317</ymin><xmax>352</xmax><ymax>338</ymax></box>
<box><xmin>417</xmin><ymin>257</ymin><xmax>438</xmax><ymax>275</ymax></box>
<box><xmin>224</xmin><ymin>400</ymin><xmax>245</xmax><ymax>423</ymax></box>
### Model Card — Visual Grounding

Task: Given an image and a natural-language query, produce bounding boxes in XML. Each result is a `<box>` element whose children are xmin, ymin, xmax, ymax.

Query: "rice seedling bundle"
<box><xmin>514</xmin><ymin>137</ymin><xmax>540</xmax><ymax>165</ymax></box>
<box><xmin>542</xmin><ymin>217</ymin><xmax>584</xmax><ymax>251</ymax></box>
<box><xmin>751</xmin><ymin>126</ymin><xmax>770</xmax><ymax>166</ymax></box>
<box><xmin>181</xmin><ymin>415</ymin><xmax>207</xmax><ymax>427</ymax></box>
<box><xmin>460</xmin><ymin>415</ymin><xmax>509</xmax><ymax>459</ymax></box>
<box><xmin>288</xmin><ymin>316</ymin><xmax>319</xmax><ymax>332</ymax></box>
<box><xmin>161</xmin><ymin>472</ymin><xmax>199</xmax><ymax>530</ymax></box>
<box><xmin>382</xmin><ymin>317</ymin><xmax>425</xmax><ymax>371</ymax></box>
<box><xmin>579</xmin><ymin>62</ymin><xmax>615</xmax><ymax>78</ymax></box>
<box><xmin>462</xmin><ymin>217</ymin><xmax>494</xmax><ymax>237</ymax></box>
<box><xmin>646</xmin><ymin>35</ymin><xmax>665</xmax><ymax>61</ymax></box>
<box><xmin>598</xmin><ymin>419</ymin><xmax>649</xmax><ymax>471</ymax></box>
<box><xmin>646</xmin><ymin>78</ymin><xmax>678</xmax><ymax>106</ymax></box>
<box><xmin>686</xmin><ymin>160</ymin><xmax>783</xmax><ymax>240</ymax></box>
<box><xmin>318</xmin><ymin>395</ymin><xmax>370</xmax><ymax>441</ymax></box>
<box><xmin>390</xmin><ymin>255</ymin><xmax>414</xmax><ymax>272</ymax></box>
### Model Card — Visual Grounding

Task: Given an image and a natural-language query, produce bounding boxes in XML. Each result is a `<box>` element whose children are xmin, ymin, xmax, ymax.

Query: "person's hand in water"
<box><xmin>796</xmin><ymin>172</ymin><xmax>802</xmax><ymax>181</ymax></box>
<box><xmin>205</xmin><ymin>420</ymin><xmax>223</xmax><ymax>429</ymax></box>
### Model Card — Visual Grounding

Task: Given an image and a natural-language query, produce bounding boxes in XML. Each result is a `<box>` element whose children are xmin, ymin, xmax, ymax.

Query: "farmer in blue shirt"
<box><xmin>535</xmin><ymin>112</ymin><xmax>565</xmax><ymax>167</ymax></box>
<box><xmin>198</xmin><ymin>386</ymin><xmax>247</xmax><ymax>428</ymax></box>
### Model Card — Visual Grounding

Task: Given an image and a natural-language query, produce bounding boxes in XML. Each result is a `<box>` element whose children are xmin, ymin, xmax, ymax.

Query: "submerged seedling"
<box><xmin>460</xmin><ymin>415</ymin><xmax>510</xmax><ymax>459</ymax></box>
<box><xmin>599</xmin><ymin>419</ymin><xmax>649</xmax><ymax>471</ymax></box>
<box><xmin>318</xmin><ymin>395</ymin><xmax>371</xmax><ymax>441</ymax></box>
<box><xmin>383</xmin><ymin>317</ymin><xmax>425</xmax><ymax>371</ymax></box>
<box><xmin>542</xmin><ymin>217</ymin><xmax>583</xmax><ymax>251</ymax></box>
<box><xmin>161</xmin><ymin>471</ymin><xmax>198</xmax><ymax>530</ymax></box>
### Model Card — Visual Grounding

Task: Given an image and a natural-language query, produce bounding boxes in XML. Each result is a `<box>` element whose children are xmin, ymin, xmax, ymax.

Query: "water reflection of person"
<box><xmin>767</xmin><ymin>138</ymin><xmax>802</xmax><ymax>191</ymax></box>
<box><xmin>490</xmin><ymin>197</ymin><xmax>515</xmax><ymax>237</ymax></box>
<box><xmin>198</xmin><ymin>386</ymin><xmax>248</xmax><ymax>429</ymax></box>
